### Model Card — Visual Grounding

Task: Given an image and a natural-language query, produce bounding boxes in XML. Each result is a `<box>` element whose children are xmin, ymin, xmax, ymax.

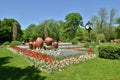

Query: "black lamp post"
<box><xmin>85</xmin><ymin>21</ymin><xmax>92</xmax><ymax>42</ymax></box>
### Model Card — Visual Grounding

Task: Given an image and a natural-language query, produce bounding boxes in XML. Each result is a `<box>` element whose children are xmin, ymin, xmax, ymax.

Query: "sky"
<box><xmin>0</xmin><ymin>0</ymin><xmax>120</xmax><ymax>30</ymax></box>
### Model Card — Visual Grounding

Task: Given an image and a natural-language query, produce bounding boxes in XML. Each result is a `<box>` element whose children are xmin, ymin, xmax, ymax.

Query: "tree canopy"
<box><xmin>65</xmin><ymin>12</ymin><xmax>83</xmax><ymax>40</ymax></box>
<box><xmin>0</xmin><ymin>18</ymin><xmax>22</xmax><ymax>43</ymax></box>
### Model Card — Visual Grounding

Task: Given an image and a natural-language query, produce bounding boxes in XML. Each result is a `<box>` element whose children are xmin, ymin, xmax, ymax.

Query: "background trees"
<box><xmin>90</xmin><ymin>8</ymin><xmax>117</xmax><ymax>41</ymax></box>
<box><xmin>22</xmin><ymin>19</ymin><xmax>60</xmax><ymax>41</ymax></box>
<box><xmin>22</xmin><ymin>13</ymin><xmax>84</xmax><ymax>42</ymax></box>
<box><xmin>21</xmin><ymin>10</ymin><xmax>120</xmax><ymax>43</ymax></box>
<box><xmin>1</xmin><ymin>9</ymin><xmax>120</xmax><ymax>44</ymax></box>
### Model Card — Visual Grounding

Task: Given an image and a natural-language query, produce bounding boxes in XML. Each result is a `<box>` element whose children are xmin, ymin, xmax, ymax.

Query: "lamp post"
<box><xmin>85</xmin><ymin>21</ymin><xmax>92</xmax><ymax>42</ymax></box>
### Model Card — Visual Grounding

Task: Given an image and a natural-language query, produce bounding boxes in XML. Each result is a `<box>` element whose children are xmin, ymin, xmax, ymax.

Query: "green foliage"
<box><xmin>71</xmin><ymin>38</ymin><xmax>78</xmax><ymax>45</ymax></box>
<box><xmin>75</xmin><ymin>28</ymin><xmax>84</xmax><ymax>41</ymax></box>
<box><xmin>10</xmin><ymin>41</ymin><xmax>21</xmax><ymax>46</ymax></box>
<box><xmin>46</xmin><ymin>19</ymin><xmax>60</xmax><ymax>41</ymax></box>
<box><xmin>91</xmin><ymin>16</ymin><xmax>100</xmax><ymax>28</ymax></box>
<box><xmin>22</xmin><ymin>24</ymin><xmax>37</xmax><ymax>41</ymax></box>
<box><xmin>0</xmin><ymin>18</ymin><xmax>22</xmax><ymax>42</ymax></box>
<box><xmin>98</xmin><ymin>45</ymin><xmax>120</xmax><ymax>59</ymax></box>
<box><xmin>116</xmin><ymin>26</ymin><xmax>120</xmax><ymax>39</ymax></box>
<box><xmin>90</xmin><ymin>30</ymin><xmax>97</xmax><ymax>41</ymax></box>
<box><xmin>98</xmin><ymin>8</ymin><xmax>108</xmax><ymax>29</ymax></box>
<box><xmin>91</xmin><ymin>8</ymin><xmax>117</xmax><ymax>41</ymax></box>
<box><xmin>22</xmin><ymin>19</ymin><xmax>62</xmax><ymax>42</ymax></box>
<box><xmin>58</xmin><ymin>21</ymin><xmax>68</xmax><ymax>42</ymax></box>
<box><xmin>2</xmin><ymin>41</ymin><xmax>10</xmax><ymax>45</ymax></box>
<box><xmin>20</xmin><ymin>12</ymin><xmax>84</xmax><ymax>42</ymax></box>
<box><xmin>96</xmin><ymin>33</ymin><xmax>106</xmax><ymax>42</ymax></box>
<box><xmin>102</xmin><ymin>24</ymin><xmax>116</xmax><ymax>41</ymax></box>
<box><xmin>83</xmin><ymin>42</ymin><xmax>91</xmax><ymax>48</ymax></box>
<box><xmin>83</xmin><ymin>42</ymin><xmax>99</xmax><ymax>48</ymax></box>
<box><xmin>34</xmin><ymin>24</ymin><xmax>44</xmax><ymax>39</ymax></box>
<box><xmin>116</xmin><ymin>17</ymin><xmax>120</xmax><ymax>26</ymax></box>
<box><xmin>65</xmin><ymin>12</ymin><xmax>83</xmax><ymax>40</ymax></box>
<box><xmin>65</xmin><ymin>12</ymin><xmax>83</xmax><ymax>26</ymax></box>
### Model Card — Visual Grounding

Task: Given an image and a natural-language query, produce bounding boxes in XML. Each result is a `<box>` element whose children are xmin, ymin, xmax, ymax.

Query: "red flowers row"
<box><xmin>9</xmin><ymin>46</ymin><xmax>53</xmax><ymax>64</ymax></box>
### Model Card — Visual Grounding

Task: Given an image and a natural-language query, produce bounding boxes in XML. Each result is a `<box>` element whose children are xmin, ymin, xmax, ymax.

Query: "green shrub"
<box><xmin>3</xmin><ymin>41</ymin><xmax>10</xmax><ymax>45</ymax></box>
<box><xmin>98</xmin><ymin>45</ymin><xmax>120</xmax><ymax>59</ymax></box>
<box><xmin>71</xmin><ymin>38</ymin><xmax>78</xmax><ymax>45</ymax></box>
<box><xmin>83</xmin><ymin>42</ymin><xmax>91</xmax><ymax>48</ymax></box>
<box><xmin>10</xmin><ymin>41</ymin><xmax>21</xmax><ymax>46</ymax></box>
<box><xmin>83</xmin><ymin>42</ymin><xmax>98</xmax><ymax>48</ymax></box>
<box><xmin>97</xmin><ymin>33</ymin><xmax>106</xmax><ymax>42</ymax></box>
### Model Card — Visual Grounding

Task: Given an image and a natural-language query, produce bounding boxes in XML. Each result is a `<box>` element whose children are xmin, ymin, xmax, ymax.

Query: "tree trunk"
<box><xmin>13</xmin><ymin>22</ymin><xmax>18</xmax><ymax>41</ymax></box>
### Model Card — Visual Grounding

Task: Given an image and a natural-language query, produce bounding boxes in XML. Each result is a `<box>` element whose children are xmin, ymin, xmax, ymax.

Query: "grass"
<box><xmin>0</xmin><ymin>45</ymin><xmax>120</xmax><ymax>80</ymax></box>
<box><xmin>46</xmin><ymin>58</ymin><xmax>120</xmax><ymax>80</ymax></box>
<box><xmin>0</xmin><ymin>46</ymin><xmax>46</xmax><ymax>80</ymax></box>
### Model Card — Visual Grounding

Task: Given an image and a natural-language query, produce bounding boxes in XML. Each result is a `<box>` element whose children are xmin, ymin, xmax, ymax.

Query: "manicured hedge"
<box><xmin>98</xmin><ymin>45</ymin><xmax>120</xmax><ymax>59</ymax></box>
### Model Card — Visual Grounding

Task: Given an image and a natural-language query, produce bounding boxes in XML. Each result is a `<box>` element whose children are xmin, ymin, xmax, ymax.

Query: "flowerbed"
<box><xmin>8</xmin><ymin>46</ymin><xmax>96</xmax><ymax>73</ymax></box>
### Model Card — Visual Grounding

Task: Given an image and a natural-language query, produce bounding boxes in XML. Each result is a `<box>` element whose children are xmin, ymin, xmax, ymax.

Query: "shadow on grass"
<box><xmin>0</xmin><ymin>57</ymin><xmax>46</xmax><ymax>80</ymax></box>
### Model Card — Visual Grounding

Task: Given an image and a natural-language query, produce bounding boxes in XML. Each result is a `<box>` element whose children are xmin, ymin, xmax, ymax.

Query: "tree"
<box><xmin>75</xmin><ymin>28</ymin><xmax>84</xmax><ymax>41</ymax></box>
<box><xmin>98</xmin><ymin>8</ymin><xmax>108</xmax><ymax>30</ymax></box>
<box><xmin>32</xmin><ymin>19</ymin><xmax>60</xmax><ymax>41</ymax></box>
<box><xmin>65</xmin><ymin>12</ymin><xmax>83</xmax><ymax>40</ymax></box>
<box><xmin>115</xmin><ymin>26</ymin><xmax>120</xmax><ymax>39</ymax></box>
<box><xmin>22</xmin><ymin>24</ymin><xmax>36</xmax><ymax>41</ymax></box>
<box><xmin>91</xmin><ymin>16</ymin><xmax>100</xmax><ymax>28</ymax></box>
<box><xmin>97</xmin><ymin>33</ymin><xmax>106</xmax><ymax>42</ymax></box>
<box><xmin>42</xmin><ymin>19</ymin><xmax>60</xmax><ymax>41</ymax></box>
<box><xmin>116</xmin><ymin>17</ymin><xmax>120</xmax><ymax>26</ymax></box>
<box><xmin>91</xmin><ymin>8</ymin><xmax>117</xmax><ymax>41</ymax></box>
<box><xmin>109</xmin><ymin>8</ymin><xmax>116</xmax><ymax>26</ymax></box>
<box><xmin>115</xmin><ymin>17</ymin><xmax>120</xmax><ymax>39</ymax></box>
<box><xmin>0</xmin><ymin>20</ymin><xmax>3</xmax><ymax>43</ymax></box>
<box><xmin>43</xmin><ymin>20</ymin><xmax>49</xmax><ymax>38</ymax></box>
<box><xmin>109</xmin><ymin>8</ymin><xmax>116</xmax><ymax>40</ymax></box>
<box><xmin>0</xmin><ymin>18</ymin><xmax>22</xmax><ymax>43</ymax></box>
<box><xmin>35</xmin><ymin>24</ymin><xmax>44</xmax><ymax>39</ymax></box>
<box><xmin>13</xmin><ymin>22</ymin><xmax>18</xmax><ymax>41</ymax></box>
<box><xmin>58</xmin><ymin>20</ymin><xmax>67</xmax><ymax>41</ymax></box>
<box><xmin>47</xmin><ymin>22</ymin><xmax>60</xmax><ymax>41</ymax></box>
<box><xmin>91</xmin><ymin>16</ymin><xmax>101</xmax><ymax>34</ymax></box>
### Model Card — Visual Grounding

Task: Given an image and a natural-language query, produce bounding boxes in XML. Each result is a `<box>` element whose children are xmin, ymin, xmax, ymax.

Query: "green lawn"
<box><xmin>0</xmin><ymin>46</ymin><xmax>120</xmax><ymax>80</ymax></box>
